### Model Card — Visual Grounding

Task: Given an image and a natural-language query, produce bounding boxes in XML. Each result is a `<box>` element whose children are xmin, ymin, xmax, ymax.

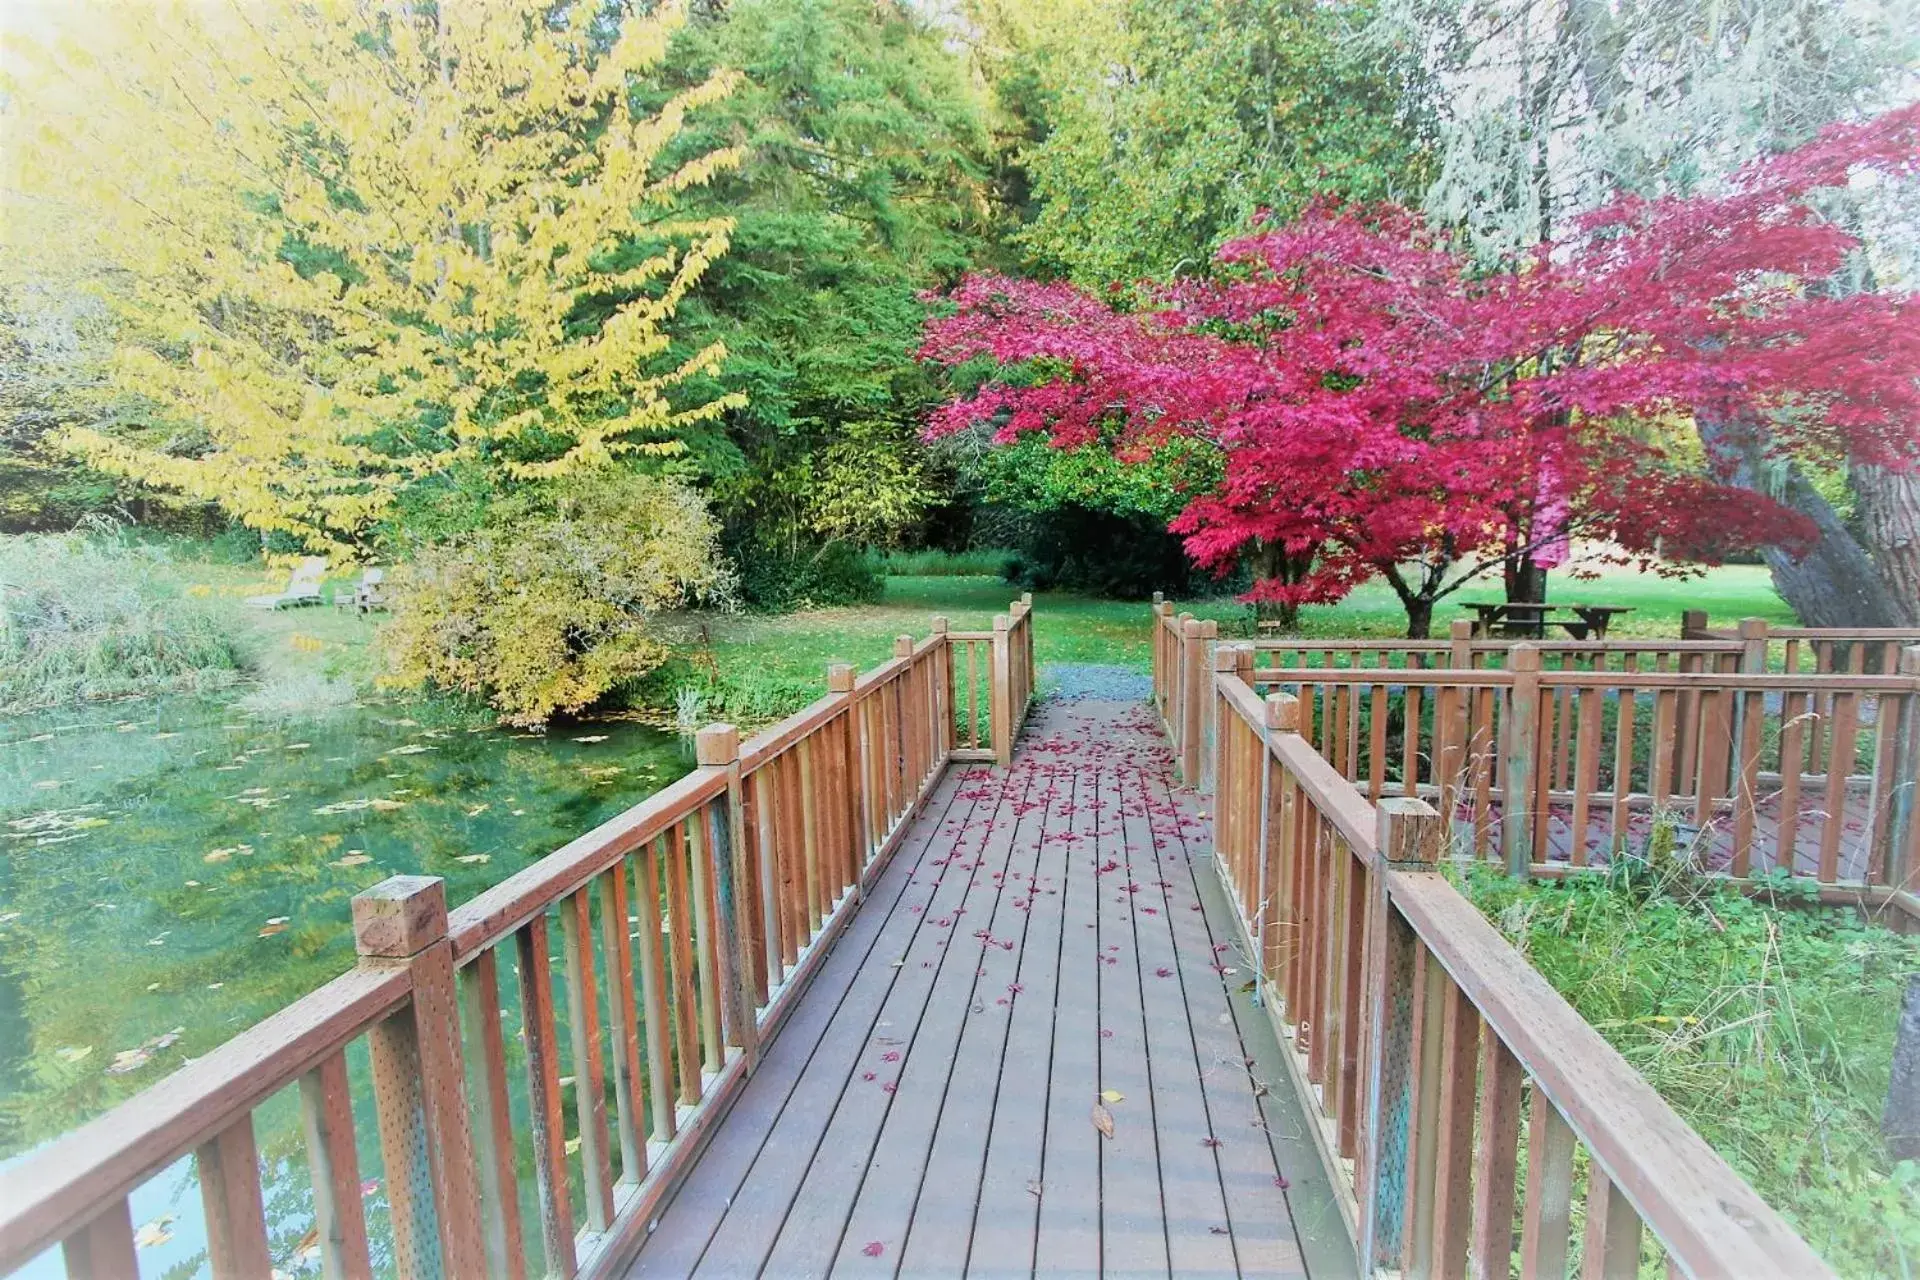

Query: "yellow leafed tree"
<box><xmin>0</xmin><ymin>0</ymin><xmax>745</xmax><ymax>557</ymax></box>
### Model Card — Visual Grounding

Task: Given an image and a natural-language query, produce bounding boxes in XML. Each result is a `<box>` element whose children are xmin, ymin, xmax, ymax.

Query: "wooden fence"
<box><xmin>0</xmin><ymin>606</ymin><xmax>1037</xmax><ymax>1280</ymax></box>
<box><xmin>1206</xmin><ymin>666</ymin><xmax>1834</xmax><ymax>1278</ymax></box>
<box><xmin>1157</xmin><ymin>602</ymin><xmax>1920</xmax><ymax>891</ymax></box>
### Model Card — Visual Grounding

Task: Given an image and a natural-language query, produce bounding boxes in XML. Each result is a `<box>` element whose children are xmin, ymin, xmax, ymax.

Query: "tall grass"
<box><xmin>0</xmin><ymin>530</ymin><xmax>251</xmax><ymax>712</ymax></box>
<box><xmin>1466</xmin><ymin>862</ymin><xmax>1920</xmax><ymax>1276</ymax></box>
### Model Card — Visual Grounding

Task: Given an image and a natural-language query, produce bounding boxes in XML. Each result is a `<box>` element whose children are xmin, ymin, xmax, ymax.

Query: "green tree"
<box><xmin>654</xmin><ymin>0</ymin><xmax>1000</xmax><ymax>564</ymax></box>
<box><xmin>969</xmin><ymin>0</ymin><xmax>1434</xmax><ymax>286</ymax></box>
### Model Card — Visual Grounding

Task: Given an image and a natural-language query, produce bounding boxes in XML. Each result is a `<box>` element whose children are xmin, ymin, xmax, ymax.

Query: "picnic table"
<box><xmin>1460</xmin><ymin>601</ymin><xmax>1633</xmax><ymax>640</ymax></box>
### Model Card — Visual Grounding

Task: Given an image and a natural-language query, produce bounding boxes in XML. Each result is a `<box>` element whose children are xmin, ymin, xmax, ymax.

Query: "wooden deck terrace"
<box><xmin>625</xmin><ymin>688</ymin><xmax>1351</xmax><ymax>1279</ymax></box>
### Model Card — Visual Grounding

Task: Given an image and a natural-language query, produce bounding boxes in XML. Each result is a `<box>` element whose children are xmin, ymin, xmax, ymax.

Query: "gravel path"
<box><xmin>1041</xmin><ymin>663</ymin><xmax>1153</xmax><ymax>702</ymax></box>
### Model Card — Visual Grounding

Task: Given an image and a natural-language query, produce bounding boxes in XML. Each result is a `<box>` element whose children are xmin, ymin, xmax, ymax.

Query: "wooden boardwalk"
<box><xmin>626</xmin><ymin>689</ymin><xmax>1354</xmax><ymax>1280</ymax></box>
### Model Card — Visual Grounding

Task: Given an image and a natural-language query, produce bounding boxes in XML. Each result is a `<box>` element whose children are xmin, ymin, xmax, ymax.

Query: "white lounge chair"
<box><xmin>245</xmin><ymin>558</ymin><xmax>327</xmax><ymax>610</ymax></box>
<box><xmin>335</xmin><ymin>566</ymin><xmax>387</xmax><ymax>613</ymax></box>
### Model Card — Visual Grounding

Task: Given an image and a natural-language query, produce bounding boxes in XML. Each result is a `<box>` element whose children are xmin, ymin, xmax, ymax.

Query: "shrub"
<box><xmin>729</xmin><ymin>537</ymin><xmax>882</xmax><ymax>612</ymax></box>
<box><xmin>0</xmin><ymin>527</ymin><xmax>250</xmax><ymax>711</ymax></box>
<box><xmin>380</xmin><ymin>472</ymin><xmax>727</xmax><ymax>728</ymax></box>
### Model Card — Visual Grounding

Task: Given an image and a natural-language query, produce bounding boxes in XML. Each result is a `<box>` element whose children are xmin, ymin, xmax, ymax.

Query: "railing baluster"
<box><xmin>458</xmin><ymin>947</ymin><xmax>528</xmax><ymax>1279</ymax></box>
<box><xmin>1471</xmin><ymin>1032</ymin><xmax>1523</xmax><ymax>1280</ymax></box>
<box><xmin>60</xmin><ymin>1199</ymin><xmax>137</xmax><ymax>1280</ymax></box>
<box><xmin>634</xmin><ymin>837</ymin><xmax>677</xmax><ymax>1142</ymax></box>
<box><xmin>515</xmin><ymin>914</ymin><xmax>578</xmax><ymax>1276</ymax></box>
<box><xmin>1821</xmin><ymin>691</ymin><xmax>1860</xmax><ymax>881</ymax></box>
<box><xmin>298</xmin><ymin>1050</ymin><xmax>373</xmax><ymax>1280</ymax></box>
<box><xmin>1582</xmin><ymin>1167</ymin><xmax>1645</xmax><ymax>1280</ymax></box>
<box><xmin>1519</xmin><ymin>1097</ymin><xmax>1577</xmax><ymax>1279</ymax></box>
<box><xmin>197</xmin><ymin>1115</ymin><xmax>272</xmax><ymax>1280</ymax></box>
<box><xmin>1431</xmin><ymin>978</ymin><xmax>1481</xmax><ymax>1277</ymax></box>
<box><xmin>561</xmin><ymin>886</ymin><xmax>616</xmax><ymax>1231</ymax></box>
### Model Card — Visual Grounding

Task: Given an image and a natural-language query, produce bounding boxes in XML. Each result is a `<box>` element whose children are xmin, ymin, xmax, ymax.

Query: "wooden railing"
<box><xmin>1206</xmin><ymin>665</ymin><xmax>1834</xmax><ymax>1278</ymax></box>
<box><xmin>946</xmin><ymin>591</ymin><xmax>1034</xmax><ymax>766</ymax></box>
<box><xmin>1157</xmin><ymin>603</ymin><xmax>1920</xmax><ymax>891</ymax></box>
<box><xmin>1685</xmin><ymin>609</ymin><xmax>1920</xmax><ymax>675</ymax></box>
<box><xmin>0</xmin><ymin>608</ymin><xmax>1039</xmax><ymax>1280</ymax></box>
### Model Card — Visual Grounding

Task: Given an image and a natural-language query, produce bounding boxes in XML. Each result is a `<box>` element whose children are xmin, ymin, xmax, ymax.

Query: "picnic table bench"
<box><xmin>1461</xmin><ymin>601</ymin><xmax>1633</xmax><ymax>640</ymax></box>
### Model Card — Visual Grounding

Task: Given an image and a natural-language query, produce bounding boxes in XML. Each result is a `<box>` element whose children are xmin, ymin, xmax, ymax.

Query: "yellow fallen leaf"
<box><xmin>331</xmin><ymin>853</ymin><xmax>373</xmax><ymax>868</ymax></box>
<box><xmin>1100</xmin><ymin>1089</ymin><xmax>1125</xmax><ymax>1104</ymax></box>
<box><xmin>259</xmin><ymin>920</ymin><xmax>290</xmax><ymax>937</ymax></box>
<box><xmin>456</xmin><ymin>854</ymin><xmax>490</xmax><ymax>865</ymax></box>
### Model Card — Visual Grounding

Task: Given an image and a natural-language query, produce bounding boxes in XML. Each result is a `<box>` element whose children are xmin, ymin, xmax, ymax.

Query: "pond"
<box><xmin>0</xmin><ymin>694</ymin><xmax>689</xmax><ymax>1276</ymax></box>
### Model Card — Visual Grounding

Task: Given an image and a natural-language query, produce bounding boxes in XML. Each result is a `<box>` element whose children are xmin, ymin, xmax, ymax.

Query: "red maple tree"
<box><xmin>921</xmin><ymin>106</ymin><xmax>1920</xmax><ymax>636</ymax></box>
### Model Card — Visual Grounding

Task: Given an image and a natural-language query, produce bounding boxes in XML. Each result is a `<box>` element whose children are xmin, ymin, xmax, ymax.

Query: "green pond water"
<box><xmin>0</xmin><ymin>694</ymin><xmax>689</xmax><ymax>1276</ymax></box>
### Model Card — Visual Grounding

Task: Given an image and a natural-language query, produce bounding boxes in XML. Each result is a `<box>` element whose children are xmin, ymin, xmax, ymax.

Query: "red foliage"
<box><xmin>920</xmin><ymin>106</ymin><xmax>1920</xmax><ymax>622</ymax></box>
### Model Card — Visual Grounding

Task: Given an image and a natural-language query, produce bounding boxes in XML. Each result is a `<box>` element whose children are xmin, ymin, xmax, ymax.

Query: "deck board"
<box><xmin>626</xmin><ymin>693</ymin><xmax>1351</xmax><ymax>1280</ymax></box>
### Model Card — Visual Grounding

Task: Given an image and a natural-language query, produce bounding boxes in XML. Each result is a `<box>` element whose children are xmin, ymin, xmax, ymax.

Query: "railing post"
<box><xmin>352</xmin><ymin>876</ymin><xmax>486</xmax><ymax>1278</ymax></box>
<box><xmin>1206</xmin><ymin>643</ymin><xmax>1242</xmax><ymax>799</ymax></box>
<box><xmin>1737</xmin><ymin>617</ymin><xmax>1770</xmax><ymax>674</ymax></box>
<box><xmin>1887</xmin><ymin>647</ymin><xmax>1920</xmax><ymax>890</ymax></box>
<box><xmin>1359</xmin><ymin>797</ymin><xmax>1442</xmax><ymax>1274</ymax></box>
<box><xmin>1448</xmin><ymin>617</ymin><xmax>1473</xmax><ymax>667</ymax></box>
<box><xmin>991</xmin><ymin>614</ymin><xmax>1013</xmax><ymax>766</ymax></box>
<box><xmin>1681</xmin><ymin>608</ymin><xmax>1710</xmax><ymax>639</ymax></box>
<box><xmin>1182</xmin><ymin>617</ymin><xmax>1215</xmax><ymax>787</ymax></box>
<box><xmin>697</xmin><ymin>724</ymin><xmax>761</xmax><ymax>1073</ymax></box>
<box><xmin>1501</xmin><ymin>644</ymin><xmax>1542</xmax><ymax>878</ymax></box>
<box><xmin>930</xmin><ymin>616</ymin><xmax>950</xmax><ymax>758</ymax></box>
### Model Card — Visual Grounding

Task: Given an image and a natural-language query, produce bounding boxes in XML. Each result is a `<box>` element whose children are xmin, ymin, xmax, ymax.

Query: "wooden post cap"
<box><xmin>1738</xmin><ymin>617</ymin><xmax>1769</xmax><ymax>639</ymax></box>
<box><xmin>1020</xmin><ymin>592</ymin><xmax>1033</xmax><ymax>606</ymax></box>
<box><xmin>827</xmin><ymin>662</ymin><xmax>855</xmax><ymax>692</ymax></box>
<box><xmin>1509</xmin><ymin>642</ymin><xmax>1542</xmax><ymax>671</ymax></box>
<box><xmin>351</xmin><ymin>876</ymin><xmax>447</xmax><ymax>958</ymax></box>
<box><xmin>994</xmin><ymin>614</ymin><xmax>1010</xmax><ymax>633</ymax></box>
<box><xmin>1449</xmin><ymin>618</ymin><xmax>1473</xmax><ymax>640</ymax></box>
<box><xmin>1182</xmin><ymin>616</ymin><xmax>1205</xmax><ymax>638</ymax></box>
<box><xmin>695</xmin><ymin>723</ymin><xmax>741</xmax><ymax>766</ymax></box>
<box><xmin>931</xmin><ymin>615</ymin><xmax>949</xmax><ymax>633</ymax></box>
<box><xmin>893</xmin><ymin>634</ymin><xmax>915</xmax><ymax>658</ymax></box>
<box><xmin>1213</xmin><ymin>643</ymin><xmax>1242</xmax><ymax>672</ymax></box>
<box><xmin>1376</xmin><ymin>797</ymin><xmax>1443</xmax><ymax>867</ymax></box>
<box><xmin>1200</xmin><ymin>619</ymin><xmax>1218</xmax><ymax>638</ymax></box>
<box><xmin>1264</xmin><ymin>692</ymin><xmax>1299</xmax><ymax>732</ymax></box>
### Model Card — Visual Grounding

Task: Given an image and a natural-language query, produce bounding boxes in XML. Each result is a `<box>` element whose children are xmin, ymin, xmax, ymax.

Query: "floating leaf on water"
<box><xmin>455</xmin><ymin>854</ymin><xmax>490</xmax><ymax>865</ymax></box>
<box><xmin>465</xmin><ymin>803</ymin><xmax>490</xmax><ymax>817</ymax></box>
<box><xmin>387</xmin><ymin>744</ymin><xmax>435</xmax><ymax>755</ymax></box>
<box><xmin>511</xmin><ymin>809</ymin><xmax>526</xmax><ymax>816</ymax></box>
<box><xmin>208</xmin><ymin>982</ymin><xmax>224</xmax><ymax>990</ymax></box>
<box><xmin>133</xmin><ymin>1214</ymin><xmax>175</xmax><ymax>1249</ymax></box>
<box><xmin>147</xmin><ymin>983</ymin><xmax>160</xmax><ymax>992</ymax></box>
<box><xmin>286</xmin><ymin>743</ymin><xmax>311</xmax><ymax>751</ymax></box>
<box><xmin>56</xmin><ymin>1045</ymin><xmax>93</xmax><ymax>1064</ymax></box>
<box><xmin>259</xmin><ymin>919</ymin><xmax>290</xmax><ymax>937</ymax></box>
<box><xmin>572</xmin><ymin>734</ymin><xmax>609</xmax><ymax>744</ymax></box>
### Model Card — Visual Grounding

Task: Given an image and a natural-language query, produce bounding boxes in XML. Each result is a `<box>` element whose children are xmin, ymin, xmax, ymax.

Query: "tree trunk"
<box><xmin>1504</xmin><ymin>553</ymin><xmax>1548</xmax><ymax>605</ymax></box>
<box><xmin>1404</xmin><ymin>596</ymin><xmax>1434</xmax><ymax>640</ymax></box>
<box><xmin>1698</xmin><ymin>413</ymin><xmax>1907</xmax><ymax>626</ymax></box>
<box><xmin>1855</xmin><ymin>463</ymin><xmax>1920</xmax><ymax>626</ymax></box>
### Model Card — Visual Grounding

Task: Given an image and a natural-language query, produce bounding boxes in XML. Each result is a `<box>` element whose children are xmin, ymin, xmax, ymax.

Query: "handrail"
<box><xmin>1203</xmin><ymin>667</ymin><xmax>1834</xmax><ymax>1278</ymax></box>
<box><xmin>0</xmin><ymin>604</ymin><xmax>1041</xmax><ymax>1280</ymax></box>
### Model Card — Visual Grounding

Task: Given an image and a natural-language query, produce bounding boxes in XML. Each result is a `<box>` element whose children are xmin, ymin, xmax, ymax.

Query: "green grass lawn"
<box><xmin>137</xmin><ymin>544</ymin><xmax>1794</xmax><ymax>728</ymax></box>
<box><xmin>638</xmin><ymin>561</ymin><xmax>1791</xmax><ymax>725</ymax></box>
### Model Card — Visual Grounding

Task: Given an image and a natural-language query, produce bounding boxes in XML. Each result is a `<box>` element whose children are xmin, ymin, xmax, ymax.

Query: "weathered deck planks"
<box><xmin>626</xmin><ymin>692</ymin><xmax>1349</xmax><ymax>1280</ymax></box>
